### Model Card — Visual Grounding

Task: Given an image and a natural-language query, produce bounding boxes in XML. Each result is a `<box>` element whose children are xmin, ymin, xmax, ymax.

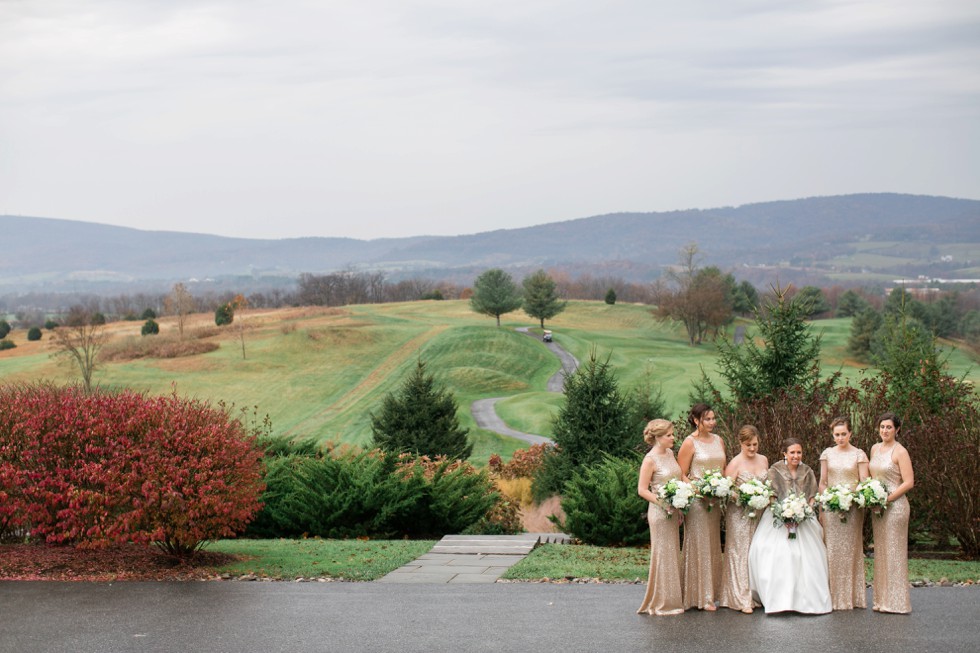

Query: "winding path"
<box><xmin>469</xmin><ymin>327</ymin><xmax>579</xmax><ymax>445</ymax></box>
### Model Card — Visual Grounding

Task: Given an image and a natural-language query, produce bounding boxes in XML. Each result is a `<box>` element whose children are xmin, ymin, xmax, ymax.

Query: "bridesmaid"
<box><xmin>869</xmin><ymin>412</ymin><xmax>914</xmax><ymax>614</ymax></box>
<box><xmin>819</xmin><ymin>416</ymin><xmax>870</xmax><ymax>610</ymax></box>
<box><xmin>636</xmin><ymin>419</ymin><xmax>685</xmax><ymax>616</ymax></box>
<box><xmin>677</xmin><ymin>403</ymin><xmax>726</xmax><ymax>611</ymax></box>
<box><xmin>719</xmin><ymin>425</ymin><xmax>769</xmax><ymax>613</ymax></box>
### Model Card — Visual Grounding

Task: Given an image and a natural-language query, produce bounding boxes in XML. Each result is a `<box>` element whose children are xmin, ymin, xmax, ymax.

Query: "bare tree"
<box><xmin>654</xmin><ymin>243</ymin><xmax>732</xmax><ymax>345</ymax></box>
<box><xmin>51</xmin><ymin>319</ymin><xmax>108</xmax><ymax>392</ymax></box>
<box><xmin>165</xmin><ymin>283</ymin><xmax>195</xmax><ymax>339</ymax></box>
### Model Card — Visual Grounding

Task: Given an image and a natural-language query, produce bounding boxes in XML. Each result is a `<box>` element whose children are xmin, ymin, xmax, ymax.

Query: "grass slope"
<box><xmin>0</xmin><ymin>302</ymin><xmax>976</xmax><ymax>463</ymax></box>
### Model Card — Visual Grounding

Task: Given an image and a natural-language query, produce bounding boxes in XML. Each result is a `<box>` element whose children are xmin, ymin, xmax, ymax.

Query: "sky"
<box><xmin>1</xmin><ymin>1</ymin><xmax>978</xmax><ymax>241</ymax></box>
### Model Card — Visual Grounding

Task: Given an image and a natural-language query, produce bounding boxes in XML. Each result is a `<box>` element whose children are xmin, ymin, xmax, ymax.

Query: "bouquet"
<box><xmin>692</xmin><ymin>469</ymin><xmax>733</xmax><ymax>511</ymax></box>
<box><xmin>771</xmin><ymin>493</ymin><xmax>815</xmax><ymax>539</ymax></box>
<box><xmin>815</xmin><ymin>484</ymin><xmax>857</xmax><ymax>522</ymax></box>
<box><xmin>733</xmin><ymin>477</ymin><xmax>774</xmax><ymax>519</ymax></box>
<box><xmin>657</xmin><ymin>478</ymin><xmax>695</xmax><ymax>518</ymax></box>
<box><xmin>855</xmin><ymin>478</ymin><xmax>889</xmax><ymax>514</ymax></box>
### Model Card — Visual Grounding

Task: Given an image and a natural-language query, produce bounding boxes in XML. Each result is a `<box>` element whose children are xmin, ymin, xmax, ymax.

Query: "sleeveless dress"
<box><xmin>718</xmin><ymin>470</ymin><xmax>766</xmax><ymax>612</ymax></box>
<box><xmin>870</xmin><ymin>447</ymin><xmax>912</xmax><ymax>614</ymax></box>
<box><xmin>637</xmin><ymin>450</ymin><xmax>685</xmax><ymax>616</ymax></box>
<box><xmin>748</xmin><ymin>461</ymin><xmax>832</xmax><ymax>614</ymax></box>
<box><xmin>819</xmin><ymin>446</ymin><xmax>869</xmax><ymax>610</ymax></box>
<box><xmin>681</xmin><ymin>434</ymin><xmax>725</xmax><ymax>609</ymax></box>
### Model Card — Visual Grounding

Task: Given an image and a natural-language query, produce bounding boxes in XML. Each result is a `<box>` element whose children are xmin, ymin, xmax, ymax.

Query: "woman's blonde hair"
<box><xmin>737</xmin><ymin>424</ymin><xmax>759</xmax><ymax>444</ymax></box>
<box><xmin>643</xmin><ymin>419</ymin><xmax>673</xmax><ymax>445</ymax></box>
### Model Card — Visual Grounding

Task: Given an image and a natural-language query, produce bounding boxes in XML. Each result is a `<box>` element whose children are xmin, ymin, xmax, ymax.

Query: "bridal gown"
<box><xmin>748</xmin><ymin>461</ymin><xmax>832</xmax><ymax>614</ymax></box>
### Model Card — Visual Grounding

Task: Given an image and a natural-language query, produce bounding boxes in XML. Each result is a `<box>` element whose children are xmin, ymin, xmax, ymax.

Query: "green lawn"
<box><xmin>0</xmin><ymin>301</ymin><xmax>976</xmax><ymax>463</ymax></box>
<box><xmin>207</xmin><ymin>538</ymin><xmax>435</xmax><ymax>580</ymax></box>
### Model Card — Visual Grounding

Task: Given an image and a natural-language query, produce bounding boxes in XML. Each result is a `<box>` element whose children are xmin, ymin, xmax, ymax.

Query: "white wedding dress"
<box><xmin>748</xmin><ymin>462</ymin><xmax>832</xmax><ymax>615</ymax></box>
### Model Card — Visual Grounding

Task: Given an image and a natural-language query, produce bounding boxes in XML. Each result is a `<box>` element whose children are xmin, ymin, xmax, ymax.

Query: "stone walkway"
<box><xmin>378</xmin><ymin>533</ymin><xmax>569</xmax><ymax>584</ymax></box>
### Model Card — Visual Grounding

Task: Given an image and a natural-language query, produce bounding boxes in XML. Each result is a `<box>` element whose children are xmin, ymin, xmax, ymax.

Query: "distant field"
<box><xmin>0</xmin><ymin>301</ymin><xmax>976</xmax><ymax>462</ymax></box>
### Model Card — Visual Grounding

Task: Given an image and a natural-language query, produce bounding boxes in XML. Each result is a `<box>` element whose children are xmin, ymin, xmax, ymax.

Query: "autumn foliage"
<box><xmin>0</xmin><ymin>385</ymin><xmax>265</xmax><ymax>557</ymax></box>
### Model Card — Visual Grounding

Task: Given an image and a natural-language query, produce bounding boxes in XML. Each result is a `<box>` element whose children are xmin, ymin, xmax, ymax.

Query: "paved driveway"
<box><xmin>1</xmin><ymin>582</ymin><xmax>976</xmax><ymax>653</ymax></box>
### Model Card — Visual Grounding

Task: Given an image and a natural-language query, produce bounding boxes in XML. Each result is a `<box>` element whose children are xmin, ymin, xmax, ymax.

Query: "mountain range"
<box><xmin>3</xmin><ymin>193</ymin><xmax>978</xmax><ymax>291</ymax></box>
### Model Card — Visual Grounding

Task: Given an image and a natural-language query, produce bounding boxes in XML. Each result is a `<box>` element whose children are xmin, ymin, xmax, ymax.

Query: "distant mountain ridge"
<box><xmin>3</xmin><ymin>193</ymin><xmax>979</xmax><ymax>290</ymax></box>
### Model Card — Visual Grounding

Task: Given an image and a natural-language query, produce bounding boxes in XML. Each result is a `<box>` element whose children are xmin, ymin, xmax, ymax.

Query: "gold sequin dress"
<box><xmin>819</xmin><ymin>446</ymin><xmax>869</xmax><ymax>610</ymax></box>
<box><xmin>718</xmin><ymin>470</ymin><xmax>765</xmax><ymax>612</ymax></box>
<box><xmin>682</xmin><ymin>434</ymin><xmax>725</xmax><ymax>610</ymax></box>
<box><xmin>637</xmin><ymin>450</ymin><xmax>685</xmax><ymax>616</ymax></box>
<box><xmin>870</xmin><ymin>447</ymin><xmax>912</xmax><ymax>614</ymax></box>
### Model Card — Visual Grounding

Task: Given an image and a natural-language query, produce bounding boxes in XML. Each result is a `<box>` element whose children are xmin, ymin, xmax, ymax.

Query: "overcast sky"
<box><xmin>1</xmin><ymin>1</ymin><xmax>978</xmax><ymax>240</ymax></box>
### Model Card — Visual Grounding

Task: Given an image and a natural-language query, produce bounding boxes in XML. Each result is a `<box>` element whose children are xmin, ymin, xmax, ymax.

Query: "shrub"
<box><xmin>248</xmin><ymin>450</ymin><xmax>497</xmax><ymax>539</ymax></box>
<box><xmin>553</xmin><ymin>454</ymin><xmax>648</xmax><ymax>546</ymax></box>
<box><xmin>604</xmin><ymin>288</ymin><xmax>617</xmax><ymax>305</ymax></box>
<box><xmin>141</xmin><ymin>308</ymin><xmax>157</xmax><ymax>320</ymax></box>
<box><xmin>215</xmin><ymin>303</ymin><xmax>234</xmax><ymax>326</ymax></box>
<box><xmin>44</xmin><ymin>320</ymin><xmax>59</xmax><ymax>330</ymax></box>
<box><xmin>0</xmin><ymin>320</ymin><xmax>10</xmax><ymax>339</ymax></box>
<box><xmin>0</xmin><ymin>339</ymin><xmax>15</xmax><ymax>351</ymax></box>
<box><xmin>488</xmin><ymin>443</ymin><xmax>549</xmax><ymax>480</ymax></box>
<box><xmin>91</xmin><ymin>312</ymin><xmax>107</xmax><ymax>325</ymax></box>
<box><xmin>141</xmin><ymin>319</ymin><xmax>160</xmax><ymax>336</ymax></box>
<box><xmin>0</xmin><ymin>384</ymin><xmax>265</xmax><ymax>556</ymax></box>
<box><xmin>27</xmin><ymin>327</ymin><xmax>42</xmax><ymax>341</ymax></box>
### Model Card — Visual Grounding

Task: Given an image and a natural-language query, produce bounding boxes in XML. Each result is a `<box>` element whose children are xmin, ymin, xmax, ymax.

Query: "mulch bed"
<box><xmin>0</xmin><ymin>543</ymin><xmax>236</xmax><ymax>581</ymax></box>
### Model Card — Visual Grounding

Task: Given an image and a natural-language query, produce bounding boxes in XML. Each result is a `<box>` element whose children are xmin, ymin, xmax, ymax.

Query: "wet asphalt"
<box><xmin>0</xmin><ymin>582</ymin><xmax>976</xmax><ymax>653</ymax></box>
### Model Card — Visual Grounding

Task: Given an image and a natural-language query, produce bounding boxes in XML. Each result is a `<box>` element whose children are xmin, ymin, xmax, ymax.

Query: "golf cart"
<box><xmin>542</xmin><ymin>330</ymin><xmax>553</xmax><ymax>342</ymax></box>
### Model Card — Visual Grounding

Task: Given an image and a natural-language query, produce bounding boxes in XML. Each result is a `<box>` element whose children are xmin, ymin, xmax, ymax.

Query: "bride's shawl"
<box><xmin>767</xmin><ymin>460</ymin><xmax>818</xmax><ymax>501</ymax></box>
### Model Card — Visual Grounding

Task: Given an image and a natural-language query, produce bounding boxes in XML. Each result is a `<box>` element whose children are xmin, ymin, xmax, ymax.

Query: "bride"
<box><xmin>748</xmin><ymin>437</ymin><xmax>832</xmax><ymax>614</ymax></box>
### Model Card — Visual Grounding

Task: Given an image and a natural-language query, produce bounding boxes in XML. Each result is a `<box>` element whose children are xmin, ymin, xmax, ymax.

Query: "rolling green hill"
<box><xmin>0</xmin><ymin>301</ymin><xmax>976</xmax><ymax>462</ymax></box>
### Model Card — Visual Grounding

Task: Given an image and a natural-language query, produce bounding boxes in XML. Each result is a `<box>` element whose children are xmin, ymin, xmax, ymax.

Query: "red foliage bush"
<box><xmin>0</xmin><ymin>384</ymin><xmax>265</xmax><ymax>557</ymax></box>
<box><xmin>488</xmin><ymin>443</ymin><xmax>550</xmax><ymax>480</ymax></box>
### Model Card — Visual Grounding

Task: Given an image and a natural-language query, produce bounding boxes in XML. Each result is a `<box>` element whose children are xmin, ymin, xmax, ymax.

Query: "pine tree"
<box><xmin>534</xmin><ymin>350</ymin><xmax>641</xmax><ymax>498</ymax></box>
<box><xmin>704</xmin><ymin>285</ymin><xmax>822</xmax><ymax>405</ymax></box>
<box><xmin>370</xmin><ymin>359</ymin><xmax>472</xmax><ymax>460</ymax></box>
<box><xmin>522</xmin><ymin>269</ymin><xmax>566</xmax><ymax>329</ymax></box>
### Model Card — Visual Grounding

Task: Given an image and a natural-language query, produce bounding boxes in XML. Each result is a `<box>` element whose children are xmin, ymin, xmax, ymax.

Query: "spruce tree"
<box><xmin>370</xmin><ymin>359</ymin><xmax>472</xmax><ymax>460</ymax></box>
<box><xmin>522</xmin><ymin>269</ymin><xmax>566</xmax><ymax>329</ymax></box>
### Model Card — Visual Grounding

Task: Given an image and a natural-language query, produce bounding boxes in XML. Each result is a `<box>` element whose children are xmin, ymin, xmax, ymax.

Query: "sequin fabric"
<box><xmin>637</xmin><ymin>450</ymin><xmax>685</xmax><ymax>616</ymax></box>
<box><xmin>682</xmin><ymin>434</ymin><xmax>725</xmax><ymax>609</ymax></box>
<box><xmin>820</xmin><ymin>446</ymin><xmax>869</xmax><ymax>610</ymax></box>
<box><xmin>719</xmin><ymin>470</ymin><xmax>765</xmax><ymax>611</ymax></box>
<box><xmin>869</xmin><ymin>448</ymin><xmax>912</xmax><ymax>614</ymax></box>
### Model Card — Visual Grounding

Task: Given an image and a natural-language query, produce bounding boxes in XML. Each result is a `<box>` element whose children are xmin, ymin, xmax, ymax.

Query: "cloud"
<box><xmin>0</xmin><ymin>0</ymin><xmax>977</xmax><ymax>239</ymax></box>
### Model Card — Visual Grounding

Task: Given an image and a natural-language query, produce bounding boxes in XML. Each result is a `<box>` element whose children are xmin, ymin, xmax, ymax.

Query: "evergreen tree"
<box><xmin>27</xmin><ymin>327</ymin><xmax>42</xmax><ymax>341</ymax></box>
<box><xmin>847</xmin><ymin>308</ymin><xmax>882</xmax><ymax>361</ymax></box>
<box><xmin>215</xmin><ymin>302</ymin><xmax>235</xmax><ymax>326</ymax></box>
<box><xmin>370</xmin><ymin>359</ymin><xmax>472</xmax><ymax>460</ymax></box>
<box><xmin>836</xmin><ymin>289</ymin><xmax>870</xmax><ymax>317</ymax></box>
<box><xmin>732</xmin><ymin>281</ymin><xmax>759</xmax><ymax>316</ymax></box>
<box><xmin>703</xmin><ymin>285</ymin><xmax>822</xmax><ymax>405</ymax></box>
<box><xmin>0</xmin><ymin>320</ymin><xmax>9</xmax><ymax>339</ymax></box>
<box><xmin>795</xmin><ymin>286</ymin><xmax>831</xmax><ymax>317</ymax></box>
<box><xmin>522</xmin><ymin>269</ymin><xmax>567</xmax><ymax>329</ymax></box>
<box><xmin>604</xmin><ymin>288</ymin><xmax>617</xmax><ymax>305</ymax></box>
<box><xmin>470</xmin><ymin>268</ymin><xmax>523</xmax><ymax>327</ymax></box>
<box><xmin>141</xmin><ymin>319</ymin><xmax>160</xmax><ymax>336</ymax></box>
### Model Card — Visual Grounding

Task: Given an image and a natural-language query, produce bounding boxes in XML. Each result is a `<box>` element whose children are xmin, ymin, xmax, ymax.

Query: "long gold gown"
<box><xmin>637</xmin><ymin>450</ymin><xmax>685</xmax><ymax>616</ymax></box>
<box><xmin>870</xmin><ymin>447</ymin><xmax>912</xmax><ymax>614</ymax></box>
<box><xmin>819</xmin><ymin>446</ymin><xmax>869</xmax><ymax>610</ymax></box>
<box><xmin>719</xmin><ymin>470</ymin><xmax>765</xmax><ymax>612</ymax></box>
<box><xmin>682</xmin><ymin>434</ymin><xmax>725</xmax><ymax>610</ymax></box>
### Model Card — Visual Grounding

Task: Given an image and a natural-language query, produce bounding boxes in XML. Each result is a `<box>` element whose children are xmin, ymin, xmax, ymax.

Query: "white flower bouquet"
<box><xmin>815</xmin><ymin>484</ymin><xmax>857</xmax><ymax>522</ymax></box>
<box><xmin>657</xmin><ymin>478</ymin><xmax>695</xmax><ymax>518</ymax></box>
<box><xmin>771</xmin><ymin>492</ymin><xmax>815</xmax><ymax>539</ymax></box>
<box><xmin>733</xmin><ymin>477</ymin><xmax>774</xmax><ymax>519</ymax></box>
<box><xmin>692</xmin><ymin>468</ymin><xmax>733</xmax><ymax>511</ymax></box>
<box><xmin>855</xmin><ymin>478</ymin><xmax>889</xmax><ymax>513</ymax></box>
